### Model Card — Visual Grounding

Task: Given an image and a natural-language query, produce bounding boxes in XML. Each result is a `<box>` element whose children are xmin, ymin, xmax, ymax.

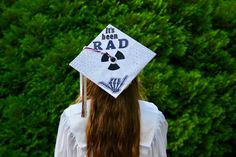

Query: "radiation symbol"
<box><xmin>101</xmin><ymin>51</ymin><xmax>125</xmax><ymax>70</ymax></box>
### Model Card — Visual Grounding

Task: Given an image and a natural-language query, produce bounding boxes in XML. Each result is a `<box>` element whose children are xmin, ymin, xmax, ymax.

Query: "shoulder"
<box><xmin>62</xmin><ymin>101</ymin><xmax>88</xmax><ymax>129</ymax></box>
<box><xmin>63</xmin><ymin>103</ymin><xmax>82</xmax><ymax>117</ymax></box>
<box><xmin>139</xmin><ymin>100</ymin><xmax>166</xmax><ymax>121</ymax></box>
<box><xmin>63</xmin><ymin>99</ymin><xmax>92</xmax><ymax>118</ymax></box>
<box><xmin>62</xmin><ymin>102</ymin><xmax>86</xmax><ymax>127</ymax></box>
<box><xmin>139</xmin><ymin>100</ymin><xmax>167</xmax><ymax>147</ymax></box>
<box><xmin>139</xmin><ymin>100</ymin><xmax>158</xmax><ymax>111</ymax></box>
<box><xmin>60</xmin><ymin>102</ymin><xmax>88</xmax><ymax>148</ymax></box>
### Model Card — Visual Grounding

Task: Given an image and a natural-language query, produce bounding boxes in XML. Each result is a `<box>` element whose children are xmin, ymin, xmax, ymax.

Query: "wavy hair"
<box><xmin>77</xmin><ymin>78</ymin><xmax>141</xmax><ymax>157</ymax></box>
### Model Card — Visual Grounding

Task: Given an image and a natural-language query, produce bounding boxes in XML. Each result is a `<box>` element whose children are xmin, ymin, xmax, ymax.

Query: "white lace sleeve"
<box><xmin>54</xmin><ymin>111</ymin><xmax>86</xmax><ymax>157</ymax></box>
<box><xmin>141</xmin><ymin>112</ymin><xmax>168</xmax><ymax>157</ymax></box>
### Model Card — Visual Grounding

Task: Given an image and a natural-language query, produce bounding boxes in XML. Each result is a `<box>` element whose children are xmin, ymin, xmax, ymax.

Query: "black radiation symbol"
<box><xmin>101</xmin><ymin>51</ymin><xmax>125</xmax><ymax>70</ymax></box>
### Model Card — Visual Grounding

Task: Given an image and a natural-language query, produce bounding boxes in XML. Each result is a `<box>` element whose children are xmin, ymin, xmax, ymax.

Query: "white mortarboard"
<box><xmin>69</xmin><ymin>24</ymin><xmax>156</xmax><ymax>117</ymax></box>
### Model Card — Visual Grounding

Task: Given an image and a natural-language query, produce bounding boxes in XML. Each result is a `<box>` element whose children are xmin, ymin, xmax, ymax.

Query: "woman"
<box><xmin>55</xmin><ymin>78</ymin><xmax>167</xmax><ymax>157</ymax></box>
<box><xmin>55</xmin><ymin>24</ymin><xmax>168</xmax><ymax>157</ymax></box>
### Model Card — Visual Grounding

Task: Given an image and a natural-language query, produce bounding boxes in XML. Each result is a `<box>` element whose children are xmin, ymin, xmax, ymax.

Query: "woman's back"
<box><xmin>54</xmin><ymin>100</ymin><xmax>167</xmax><ymax>157</ymax></box>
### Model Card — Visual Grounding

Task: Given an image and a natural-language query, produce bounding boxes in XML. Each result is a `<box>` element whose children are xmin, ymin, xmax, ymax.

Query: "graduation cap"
<box><xmin>69</xmin><ymin>24</ymin><xmax>156</xmax><ymax>117</ymax></box>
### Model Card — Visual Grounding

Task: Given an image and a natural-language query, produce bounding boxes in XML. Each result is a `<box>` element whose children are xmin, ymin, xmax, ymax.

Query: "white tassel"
<box><xmin>81</xmin><ymin>74</ymin><xmax>87</xmax><ymax>117</ymax></box>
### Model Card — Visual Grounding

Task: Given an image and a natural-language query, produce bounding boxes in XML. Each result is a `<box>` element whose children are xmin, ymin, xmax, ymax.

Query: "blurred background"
<box><xmin>0</xmin><ymin>0</ymin><xmax>235</xmax><ymax>156</ymax></box>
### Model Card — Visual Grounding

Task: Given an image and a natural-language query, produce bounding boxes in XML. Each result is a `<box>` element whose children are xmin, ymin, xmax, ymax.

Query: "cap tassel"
<box><xmin>81</xmin><ymin>74</ymin><xmax>87</xmax><ymax>117</ymax></box>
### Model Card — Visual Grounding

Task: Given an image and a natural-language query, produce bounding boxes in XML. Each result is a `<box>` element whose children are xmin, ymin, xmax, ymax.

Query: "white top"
<box><xmin>54</xmin><ymin>100</ymin><xmax>168</xmax><ymax>157</ymax></box>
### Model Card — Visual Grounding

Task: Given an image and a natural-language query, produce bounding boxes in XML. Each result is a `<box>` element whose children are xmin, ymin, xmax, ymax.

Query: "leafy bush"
<box><xmin>0</xmin><ymin>0</ymin><xmax>235</xmax><ymax>156</ymax></box>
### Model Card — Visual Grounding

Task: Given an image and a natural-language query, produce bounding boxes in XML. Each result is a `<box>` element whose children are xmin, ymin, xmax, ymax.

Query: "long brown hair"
<box><xmin>80</xmin><ymin>78</ymin><xmax>141</xmax><ymax>157</ymax></box>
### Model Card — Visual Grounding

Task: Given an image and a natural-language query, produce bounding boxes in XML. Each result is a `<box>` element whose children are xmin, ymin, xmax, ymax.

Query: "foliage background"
<box><xmin>0</xmin><ymin>0</ymin><xmax>235</xmax><ymax>156</ymax></box>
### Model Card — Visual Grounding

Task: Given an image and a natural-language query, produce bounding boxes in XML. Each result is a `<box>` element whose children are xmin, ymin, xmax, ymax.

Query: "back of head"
<box><xmin>84</xmin><ymin>78</ymin><xmax>140</xmax><ymax>157</ymax></box>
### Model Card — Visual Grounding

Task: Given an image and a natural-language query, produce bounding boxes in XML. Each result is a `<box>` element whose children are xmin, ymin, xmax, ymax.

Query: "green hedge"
<box><xmin>0</xmin><ymin>0</ymin><xmax>235</xmax><ymax>156</ymax></box>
